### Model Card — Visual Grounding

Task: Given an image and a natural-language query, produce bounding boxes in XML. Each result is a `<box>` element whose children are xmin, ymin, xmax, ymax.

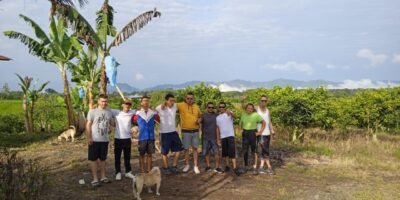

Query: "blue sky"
<box><xmin>0</xmin><ymin>0</ymin><xmax>399</xmax><ymax>90</ymax></box>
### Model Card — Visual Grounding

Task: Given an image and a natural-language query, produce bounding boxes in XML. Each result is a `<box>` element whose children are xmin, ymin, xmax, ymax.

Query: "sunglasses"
<box><xmin>208</xmin><ymin>107</ymin><xmax>214</xmax><ymax>109</ymax></box>
<box><xmin>260</xmin><ymin>100</ymin><xmax>268</xmax><ymax>102</ymax></box>
<box><xmin>186</xmin><ymin>98</ymin><xmax>193</xmax><ymax>100</ymax></box>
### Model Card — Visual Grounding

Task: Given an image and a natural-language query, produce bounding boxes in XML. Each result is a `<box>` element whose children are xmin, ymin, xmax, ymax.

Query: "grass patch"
<box><xmin>0</xmin><ymin>100</ymin><xmax>22</xmax><ymax>115</ymax></box>
<box><xmin>393</xmin><ymin>149</ymin><xmax>400</xmax><ymax>160</ymax></box>
<box><xmin>0</xmin><ymin>132</ymin><xmax>55</xmax><ymax>148</ymax></box>
<box><xmin>275</xmin><ymin>141</ymin><xmax>333</xmax><ymax>156</ymax></box>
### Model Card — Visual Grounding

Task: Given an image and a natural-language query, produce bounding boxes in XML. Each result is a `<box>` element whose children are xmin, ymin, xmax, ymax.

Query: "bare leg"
<box><xmin>90</xmin><ymin>160</ymin><xmax>98</xmax><ymax>181</ymax></box>
<box><xmin>232</xmin><ymin>158</ymin><xmax>237</xmax><ymax>169</ymax></box>
<box><xmin>260</xmin><ymin>159</ymin><xmax>265</xmax><ymax>169</ymax></box>
<box><xmin>147</xmin><ymin>154</ymin><xmax>152</xmax><ymax>172</ymax></box>
<box><xmin>193</xmin><ymin>148</ymin><xmax>198</xmax><ymax>167</ymax></box>
<box><xmin>139</xmin><ymin>155</ymin><xmax>145</xmax><ymax>173</ymax></box>
<box><xmin>184</xmin><ymin>149</ymin><xmax>190</xmax><ymax>165</ymax></box>
<box><xmin>205</xmin><ymin>155</ymin><xmax>210</xmax><ymax>167</ymax></box>
<box><xmin>215</xmin><ymin>154</ymin><xmax>220</xmax><ymax>168</ymax></box>
<box><xmin>99</xmin><ymin>160</ymin><xmax>106</xmax><ymax>179</ymax></box>
<box><xmin>266</xmin><ymin>158</ymin><xmax>272</xmax><ymax>169</ymax></box>
<box><xmin>224</xmin><ymin>157</ymin><xmax>229</xmax><ymax>168</ymax></box>
<box><xmin>253</xmin><ymin>153</ymin><xmax>258</xmax><ymax>169</ymax></box>
<box><xmin>162</xmin><ymin>154</ymin><xmax>169</xmax><ymax>168</ymax></box>
<box><xmin>173</xmin><ymin>152</ymin><xmax>180</xmax><ymax>167</ymax></box>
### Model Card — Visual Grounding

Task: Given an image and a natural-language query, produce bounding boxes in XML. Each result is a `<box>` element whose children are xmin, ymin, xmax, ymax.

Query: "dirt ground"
<box><xmin>19</xmin><ymin>137</ymin><xmax>400</xmax><ymax>200</ymax></box>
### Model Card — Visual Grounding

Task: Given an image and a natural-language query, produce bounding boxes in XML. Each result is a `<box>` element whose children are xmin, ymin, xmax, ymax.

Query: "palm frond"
<box><xmin>4</xmin><ymin>31</ymin><xmax>49</xmax><ymax>60</ymax></box>
<box><xmin>56</xmin><ymin>4</ymin><xmax>101</xmax><ymax>47</ymax></box>
<box><xmin>96</xmin><ymin>1</ymin><xmax>116</xmax><ymax>45</ymax></box>
<box><xmin>37</xmin><ymin>81</ymin><xmax>50</xmax><ymax>93</ymax></box>
<box><xmin>19</xmin><ymin>14</ymin><xmax>50</xmax><ymax>45</ymax></box>
<box><xmin>109</xmin><ymin>8</ymin><xmax>161</xmax><ymax>48</ymax></box>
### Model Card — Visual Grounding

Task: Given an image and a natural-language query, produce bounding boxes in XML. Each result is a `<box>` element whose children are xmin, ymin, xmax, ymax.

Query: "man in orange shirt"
<box><xmin>177</xmin><ymin>92</ymin><xmax>202</xmax><ymax>174</ymax></box>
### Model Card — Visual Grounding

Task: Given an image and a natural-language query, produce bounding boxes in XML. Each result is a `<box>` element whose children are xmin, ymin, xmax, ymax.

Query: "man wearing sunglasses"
<box><xmin>200</xmin><ymin>102</ymin><xmax>223</xmax><ymax>173</ymax></box>
<box><xmin>176</xmin><ymin>92</ymin><xmax>202</xmax><ymax>174</ymax></box>
<box><xmin>256</xmin><ymin>95</ymin><xmax>276</xmax><ymax>175</ymax></box>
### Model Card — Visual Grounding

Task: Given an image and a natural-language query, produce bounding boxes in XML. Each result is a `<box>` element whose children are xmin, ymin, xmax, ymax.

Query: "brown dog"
<box><xmin>131</xmin><ymin>167</ymin><xmax>161</xmax><ymax>200</ymax></box>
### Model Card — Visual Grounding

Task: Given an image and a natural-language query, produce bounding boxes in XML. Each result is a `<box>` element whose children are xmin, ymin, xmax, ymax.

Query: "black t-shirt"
<box><xmin>201</xmin><ymin>112</ymin><xmax>218</xmax><ymax>140</ymax></box>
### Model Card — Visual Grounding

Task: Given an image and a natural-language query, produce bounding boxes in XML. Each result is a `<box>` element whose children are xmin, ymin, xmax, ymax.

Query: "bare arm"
<box><xmin>86</xmin><ymin>120</ymin><xmax>93</xmax><ymax>145</ymax></box>
<box><xmin>216</xmin><ymin>126</ymin><xmax>221</xmax><ymax>146</ymax></box>
<box><xmin>269</xmin><ymin>120</ymin><xmax>275</xmax><ymax>135</ymax></box>
<box><xmin>257</xmin><ymin>120</ymin><xmax>266</xmax><ymax>136</ymax></box>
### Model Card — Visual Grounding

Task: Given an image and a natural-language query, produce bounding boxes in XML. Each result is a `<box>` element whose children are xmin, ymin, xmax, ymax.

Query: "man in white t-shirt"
<box><xmin>216</xmin><ymin>102</ymin><xmax>242</xmax><ymax>176</ymax></box>
<box><xmin>256</xmin><ymin>95</ymin><xmax>276</xmax><ymax>175</ymax></box>
<box><xmin>156</xmin><ymin>93</ymin><xmax>184</xmax><ymax>174</ymax></box>
<box><xmin>110</xmin><ymin>99</ymin><xmax>136</xmax><ymax>180</ymax></box>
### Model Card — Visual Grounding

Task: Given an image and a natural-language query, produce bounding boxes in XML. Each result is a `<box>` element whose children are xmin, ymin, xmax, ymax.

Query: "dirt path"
<box><xmin>19</xmin><ymin>138</ymin><xmax>400</xmax><ymax>200</ymax></box>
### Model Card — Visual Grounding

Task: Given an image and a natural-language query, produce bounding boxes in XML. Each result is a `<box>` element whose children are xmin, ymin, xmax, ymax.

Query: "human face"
<box><xmin>166</xmin><ymin>97</ymin><xmax>175</xmax><ymax>107</ymax></box>
<box><xmin>98</xmin><ymin>97</ymin><xmax>108</xmax><ymax>109</ymax></box>
<box><xmin>259</xmin><ymin>97</ymin><xmax>268</xmax><ymax>107</ymax></box>
<box><xmin>141</xmin><ymin>98</ymin><xmax>149</xmax><ymax>109</ymax></box>
<box><xmin>207</xmin><ymin>104</ymin><xmax>214</xmax><ymax>113</ymax></box>
<box><xmin>219</xmin><ymin>104</ymin><xmax>226</xmax><ymax>113</ymax></box>
<box><xmin>185</xmin><ymin>95</ymin><xmax>194</xmax><ymax>105</ymax></box>
<box><xmin>245</xmin><ymin>105</ymin><xmax>254</xmax><ymax>114</ymax></box>
<box><xmin>122</xmin><ymin>103</ymin><xmax>131</xmax><ymax>112</ymax></box>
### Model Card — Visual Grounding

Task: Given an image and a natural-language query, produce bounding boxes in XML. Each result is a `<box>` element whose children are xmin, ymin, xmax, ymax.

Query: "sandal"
<box><xmin>91</xmin><ymin>180</ymin><xmax>100</xmax><ymax>187</ymax></box>
<box><xmin>100</xmin><ymin>178</ymin><xmax>110</xmax><ymax>183</ymax></box>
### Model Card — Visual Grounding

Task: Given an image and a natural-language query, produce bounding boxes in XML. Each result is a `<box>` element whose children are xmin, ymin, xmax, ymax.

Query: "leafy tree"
<box><xmin>15</xmin><ymin>74</ymin><xmax>49</xmax><ymax>134</ymax></box>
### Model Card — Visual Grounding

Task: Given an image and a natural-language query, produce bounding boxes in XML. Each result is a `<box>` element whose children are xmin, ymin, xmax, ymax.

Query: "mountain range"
<box><xmin>108</xmin><ymin>79</ymin><xmax>400</xmax><ymax>93</ymax></box>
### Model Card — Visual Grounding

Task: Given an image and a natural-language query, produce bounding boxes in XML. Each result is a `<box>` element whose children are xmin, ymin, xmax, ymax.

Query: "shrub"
<box><xmin>0</xmin><ymin>115</ymin><xmax>24</xmax><ymax>133</ymax></box>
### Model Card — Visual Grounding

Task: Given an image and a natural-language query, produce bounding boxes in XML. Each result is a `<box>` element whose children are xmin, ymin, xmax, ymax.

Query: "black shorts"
<box><xmin>221</xmin><ymin>136</ymin><xmax>236</xmax><ymax>159</ymax></box>
<box><xmin>138</xmin><ymin>140</ymin><xmax>155</xmax><ymax>155</ymax></box>
<box><xmin>88</xmin><ymin>142</ymin><xmax>109</xmax><ymax>161</ymax></box>
<box><xmin>258</xmin><ymin>135</ymin><xmax>271</xmax><ymax>159</ymax></box>
<box><xmin>161</xmin><ymin>131</ymin><xmax>184</xmax><ymax>155</ymax></box>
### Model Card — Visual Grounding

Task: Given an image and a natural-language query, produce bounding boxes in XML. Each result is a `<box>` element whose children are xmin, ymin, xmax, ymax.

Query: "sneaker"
<box><xmin>183</xmin><ymin>164</ymin><xmax>190</xmax><ymax>173</ymax></box>
<box><xmin>162</xmin><ymin>167</ymin><xmax>172</xmax><ymax>175</ymax></box>
<box><xmin>115</xmin><ymin>172</ymin><xmax>121</xmax><ymax>181</ymax></box>
<box><xmin>258</xmin><ymin>168</ymin><xmax>267</xmax><ymax>174</ymax></box>
<box><xmin>234</xmin><ymin>168</ymin><xmax>242</xmax><ymax>176</ymax></box>
<box><xmin>170</xmin><ymin>166</ymin><xmax>179</xmax><ymax>173</ymax></box>
<box><xmin>194</xmin><ymin>166</ymin><xmax>200</xmax><ymax>174</ymax></box>
<box><xmin>214</xmin><ymin>168</ymin><xmax>224</xmax><ymax>174</ymax></box>
<box><xmin>205</xmin><ymin>166</ymin><xmax>212</xmax><ymax>172</ymax></box>
<box><xmin>224</xmin><ymin>166</ymin><xmax>230</xmax><ymax>172</ymax></box>
<box><xmin>125</xmin><ymin>171</ymin><xmax>135</xmax><ymax>179</ymax></box>
<box><xmin>267</xmin><ymin>168</ymin><xmax>275</xmax><ymax>175</ymax></box>
<box><xmin>252</xmin><ymin>168</ymin><xmax>258</xmax><ymax>175</ymax></box>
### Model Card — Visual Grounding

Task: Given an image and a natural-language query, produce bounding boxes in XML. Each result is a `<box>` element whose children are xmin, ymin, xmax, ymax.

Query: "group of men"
<box><xmin>85</xmin><ymin>92</ymin><xmax>275</xmax><ymax>186</ymax></box>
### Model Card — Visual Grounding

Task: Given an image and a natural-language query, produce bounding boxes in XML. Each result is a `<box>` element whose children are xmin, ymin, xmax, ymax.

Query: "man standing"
<box><xmin>134</xmin><ymin>95</ymin><xmax>160</xmax><ymax>173</ymax></box>
<box><xmin>239</xmin><ymin>103</ymin><xmax>266</xmax><ymax>175</ymax></box>
<box><xmin>200</xmin><ymin>102</ymin><xmax>223</xmax><ymax>173</ymax></box>
<box><xmin>86</xmin><ymin>94</ymin><xmax>114</xmax><ymax>186</ymax></box>
<box><xmin>177</xmin><ymin>92</ymin><xmax>202</xmax><ymax>174</ymax></box>
<box><xmin>156</xmin><ymin>93</ymin><xmax>184</xmax><ymax>174</ymax></box>
<box><xmin>111</xmin><ymin>99</ymin><xmax>136</xmax><ymax>180</ymax></box>
<box><xmin>216</xmin><ymin>102</ymin><xmax>241</xmax><ymax>176</ymax></box>
<box><xmin>256</xmin><ymin>95</ymin><xmax>276</xmax><ymax>175</ymax></box>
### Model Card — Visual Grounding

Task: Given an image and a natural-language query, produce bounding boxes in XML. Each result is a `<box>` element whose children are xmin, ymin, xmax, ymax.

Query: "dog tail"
<box><xmin>151</xmin><ymin>167</ymin><xmax>161</xmax><ymax>175</ymax></box>
<box><xmin>69</xmin><ymin>125</ymin><xmax>76</xmax><ymax>130</ymax></box>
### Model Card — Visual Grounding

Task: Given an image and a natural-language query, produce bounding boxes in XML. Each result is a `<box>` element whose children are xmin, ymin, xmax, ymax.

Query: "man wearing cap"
<box><xmin>110</xmin><ymin>99</ymin><xmax>136</xmax><ymax>180</ymax></box>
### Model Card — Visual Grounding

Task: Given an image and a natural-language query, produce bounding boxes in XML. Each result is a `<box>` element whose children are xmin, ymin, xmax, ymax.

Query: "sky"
<box><xmin>0</xmin><ymin>0</ymin><xmax>399</xmax><ymax>90</ymax></box>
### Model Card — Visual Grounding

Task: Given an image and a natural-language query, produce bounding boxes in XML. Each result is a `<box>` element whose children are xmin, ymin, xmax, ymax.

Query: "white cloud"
<box><xmin>211</xmin><ymin>83</ymin><xmax>251</xmax><ymax>92</ymax></box>
<box><xmin>327</xmin><ymin>79</ymin><xmax>399</xmax><ymax>89</ymax></box>
<box><xmin>356</xmin><ymin>48</ymin><xmax>388</xmax><ymax>65</ymax></box>
<box><xmin>393</xmin><ymin>54</ymin><xmax>400</xmax><ymax>64</ymax></box>
<box><xmin>264</xmin><ymin>61</ymin><xmax>313</xmax><ymax>75</ymax></box>
<box><xmin>135</xmin><ymin>73</ymin><xmax>144</xmax><ymax>81</ymax></box>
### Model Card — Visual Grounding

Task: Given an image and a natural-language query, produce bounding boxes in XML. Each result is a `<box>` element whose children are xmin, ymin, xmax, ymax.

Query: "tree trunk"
<box><xmin>100</xmin><ymin>60</ymin><xmax>107</xmax><ymax>95</ymax></box>
<box><xmin>29</xmin><ymin>101</ymin><xmax>35</xmax><ymax>133</ymax></box>
<box><xmin>87</xmin><ymin>82</ymin><xmax>94</xmax><ymax>109</ymax></box>
<box><xmin>22</xmin><ymin>95</ymin><xmax>31</xmax><ymax>134</ymax></box>
<box><xmin>60</xmin><ymin>64</ymin><xmax>75</xmax><ymax>126</ymax></box>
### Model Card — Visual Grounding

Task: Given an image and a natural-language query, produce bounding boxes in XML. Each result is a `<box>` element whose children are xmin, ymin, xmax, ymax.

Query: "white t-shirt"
<box><xmin>155</xmin><ymin>104</ymin><xmax>177</xmax><ymax>133</ymax></box>
<box><xmin>216</xmin><ymin>113</ymin><xmax>235</xmax><ymax>139</ymax></box>
<box><xmin>111</xmin><ymin>109</ymin><xmax>136</xmax><ymax>139</ymax></box>
<box><xmin>256</xmin><ymin>107</ymin><xmax>271</xmax><ymax>136</ymax></box>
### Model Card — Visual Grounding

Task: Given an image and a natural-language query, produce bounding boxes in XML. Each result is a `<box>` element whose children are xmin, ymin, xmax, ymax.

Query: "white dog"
<box><xmin>57</xmin><ymin>126</ymin><xmax>76</xmax><ymax>142</ymax></box>
<box><xmin>130</xmin><ymin>167</ymin><xmax>161</xmax><ymax>200</ymax></box>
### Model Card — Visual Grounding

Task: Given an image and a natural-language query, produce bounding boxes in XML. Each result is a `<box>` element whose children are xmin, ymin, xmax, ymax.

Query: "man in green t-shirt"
<box><xmin>239</xmin><ymin>103</ymin><xmax>266</xmax><ymax>175</ymax></box>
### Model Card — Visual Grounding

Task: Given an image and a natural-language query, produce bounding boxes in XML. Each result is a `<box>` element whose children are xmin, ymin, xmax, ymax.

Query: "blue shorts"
<box><xmin>202</xmin><ymin>139</ymin><xmax>219</xmax><ymax>156</ymax></box>
<box><xmin>161</xmin><ymin>131</ymin><xmax>184</xmax><ymax>155</ymax></box>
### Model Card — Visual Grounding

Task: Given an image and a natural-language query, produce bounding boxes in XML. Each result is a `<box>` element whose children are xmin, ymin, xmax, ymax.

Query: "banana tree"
<box><xmin>4</xmin><ymin>15</ymin><xmax>81</xmax><ymax>126</ymax></box>
<box><xmin>56</xmin><ymin>0</ymin><xmax>161</xmax><ymax>94</ymax></box>
<box><xmin>16</xmin><ymin>74</ymin><xmax>49</xmax><ymax>134</ymax></box>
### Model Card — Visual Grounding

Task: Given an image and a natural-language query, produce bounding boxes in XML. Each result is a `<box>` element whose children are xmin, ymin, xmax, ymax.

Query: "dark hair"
<box><xmin>207</xmin><ymin>102</ymin><xmax>214</xmax><ymax>106</ymax></box>
<box><xmin>260</xmin><ymin>95</ymin><xmax>268</xmax><ymax>99</ymax></box>
<box><xmin>186</xmin><ymin>92</ymin><xmax>194</xmax><ymax>96</ymax></box>
<box><xmin>98</xmin><ymin>94</ymin><xmax>108</xmax><ymax>99</ymax></box>
<box><xmin>245</xmin><ymin>103</ymin><xmax>254</xmax><ymax>110</ymax></box>
<box><xmin>219</xmin><ymin>101</ymin><xmax>226</xmax><ymax>107</ymax></box>
<box><xmin>165</xmin><ymin>93</ymin><xmax>175</xmax><ymax>101</ymax></box>
<box><xmin>141</xmin><ymin>95</ymin><xmax>150</xmax><ymax>101</ymax></box>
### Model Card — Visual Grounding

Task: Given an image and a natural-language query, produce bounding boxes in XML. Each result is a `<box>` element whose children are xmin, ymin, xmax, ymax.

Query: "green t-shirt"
<box><xmin>240</xmin><ymin>112</ymin><xmax>263</xmax><ymax>130</ymax></box>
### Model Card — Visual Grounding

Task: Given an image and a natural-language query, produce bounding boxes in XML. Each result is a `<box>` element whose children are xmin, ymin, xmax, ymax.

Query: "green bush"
<box><xmin>0</xmin><ymin>115</ymin><xmax>24</xmax><ymax>133</ymax></box>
